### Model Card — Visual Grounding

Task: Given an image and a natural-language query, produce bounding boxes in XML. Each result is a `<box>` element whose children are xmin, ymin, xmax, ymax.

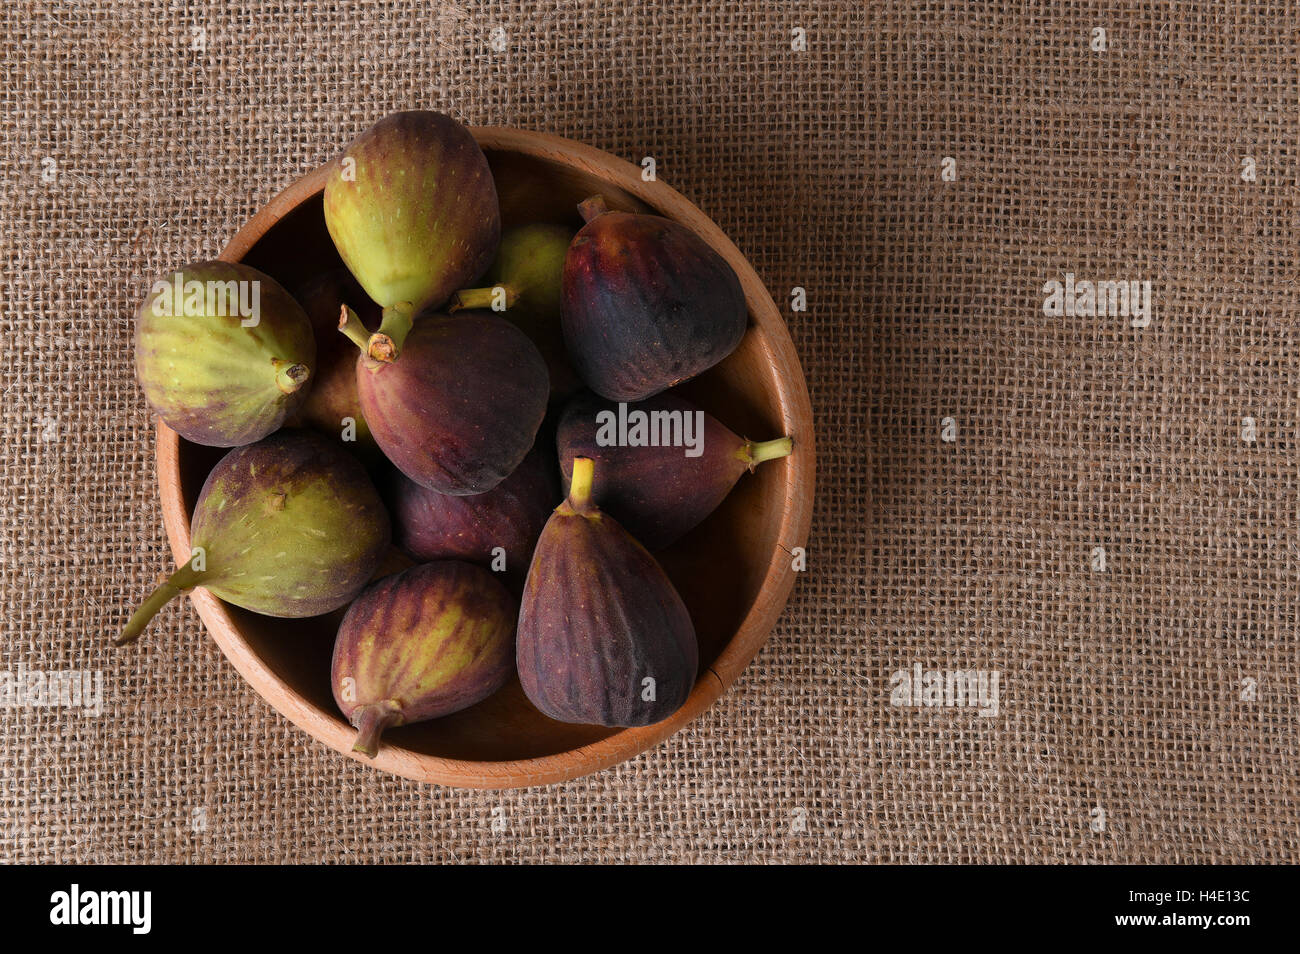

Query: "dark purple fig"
<box><xmin>518</xmin><ymin>457</ymin><xmax>698</xmax><ymax>727</ymax></box>
<box><xmin>388</xmin><ymin>444</ymin><xmax>560</xmax><ymax>589</ymax></box>
<box><xmin>135</xmin><ymin>261</ymin><xmax>315</xmax><ymax>447</ymax></box>
<box><xmin>324</xmin><ymin>110</ymin><xmax>500</xmax><ymax>364</ymax></box>
<box><xmin>557</xmin><ymin>391</ymin><xmax>793</xmax><ymax>549</ymax></box>
<box><xmin>118</xmin><ymin>430</ymin><xmax>390</xmax><ymax>646</ymax></box>
<box><xmin>561</xmin><ymin>195</ymin><xmax>747</xmax><ymax>401</ymax></box>
<box><xmin>331</xmin><ymin>561</ymin><xmax>516</xmax><ymax>757</ymax></box>
<box><xmin>292</xmin><ymin>268</ymin><xmax>382</xmax><ymax>462</ymax></box>
<box><xmin>449</xmin><ymin>223</ymin><xmax>581</xmax><ymax>400</ymax></box>
<box><xmin>343</xmin><ymin>309</ymin><xmax>549</xmax><ymax>496</ymax></box>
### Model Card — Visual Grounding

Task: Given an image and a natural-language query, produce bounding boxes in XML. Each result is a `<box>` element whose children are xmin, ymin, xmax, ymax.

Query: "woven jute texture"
<box><xmin>2</xmin><ymin>1</ymin><xmax>1297</xmax><ymax>864</ymax></box>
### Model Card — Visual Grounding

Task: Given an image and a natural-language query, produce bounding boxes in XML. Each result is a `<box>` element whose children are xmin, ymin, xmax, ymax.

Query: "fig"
<box><xmin>561</xmin><ymin>195</ymin><xmax>747</xmax><ymax>401</ymax></box>
<box><xmin>117</xmin><ymin>430</ymin><xmax>390</xmax><ymax>646</ymax></box>
<box><xmin>135</xmin><ymin>261</ymin><xmax>314</xmax><ymax>447</ymax></box>
<box><xmin>341</xmin><ymin>308</ymin><xmax>549</xmax><ymax>496</ymax></box>
<box><xmin>517</xmin><ymin>457</ymin><xmax>698</xmax><ymax>726</ymax></box>
<box><xmin>388</xmin><ymin>444</ymin><xmax>560</xmax><ymax>589</ymax></box>
<box><xmin>292</xmin><ymin>268</ymin><xmax>381</xmax><ymax>463</ymax></box>
<box><xmin>324</xmin><ymin>110</ymin><xmax>500</xmax><ymax>364</ymax></box>
<box><xmin>557</xmin><ymin>391</ymin><xmax>793</xmax><ymax>549</ymax></box>
<box><xmin>332</xmin><ymin>561</ymin><xmax>516</xmax><ymax>757</ymax></box>
<box><xmin>449</xmin><ymin>223</ymin><xmax>581</xmax><ymax>400</ymax></box>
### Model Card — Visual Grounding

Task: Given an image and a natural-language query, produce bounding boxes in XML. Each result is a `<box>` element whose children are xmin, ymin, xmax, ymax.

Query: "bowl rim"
<box><xmin>153</xmin><ymin>125</ymin><xmax>816</xmax><ymax>788</ymax></box>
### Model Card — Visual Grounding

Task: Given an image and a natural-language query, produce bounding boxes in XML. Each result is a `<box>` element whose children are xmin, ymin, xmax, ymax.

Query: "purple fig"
<box><xmin>291</xmin><ymin>268</ymin><xmax>381</xmax><ymax>462</ymax></box>
<box><xmin>557</xmin><ymin>391</ymin><xmax>793</xmax><ymax>549</ymax></box>
<box><xmin>324</xmin><ymin>110</ymin><xmax>500</xmax><ymax>364</ymax></box>
<box><xmin>449</xmin><ymin>223</ymin><xmax>581</xmax><ymax>400</ymax></box>
<box><xmin>388</xmin><ymin>444</ymin><xmax>560</xmax><ymax>589</ymax></box>
<box><xmin>342</xmin><ymin>309</ymin><xmax>549</xmax><ymax>496</ymax></box>
<box><xmin>118</xmin><ymin>430</ymin><xmax>390</xmax><ymax>645</ymax></box>
<box><xmin>561</xmin><ymin>195</ymin><xmax>747</xmax><ymax>401</ymax></box>
<box><xmin>517</xmin><ymin>457</ymin><xmax>698</xmax><ymax>727</ymax></box>
<box><xmin>332</xmin><ymin>561</ymin><xmax>516</xmax><ymax>757</ymax></box>
<box><xmin>135</xmin><ymin>261</ymin><xmax>315</xmax><ymax>447</ymax></box>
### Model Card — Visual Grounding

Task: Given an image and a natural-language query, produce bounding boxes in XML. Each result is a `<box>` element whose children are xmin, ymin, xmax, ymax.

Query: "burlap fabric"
<box><xmin>1</xmin><ymin>1</ymin><xmax>1296</xmax><ymax>864</ymax></box>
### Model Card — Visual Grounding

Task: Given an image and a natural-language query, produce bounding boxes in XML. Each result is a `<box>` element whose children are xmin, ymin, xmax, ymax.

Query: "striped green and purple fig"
<box><xmin>332</xmin><ymin>560</ymin><xmax>516</xmax><ymax>757</ymax></box>
<box><xmin>557</xmin><ymin>391</ymin><xmax>793</xmax><ymax>550</ymax></box>
<box><xmin>561</xmin><ymin>195</ymin><xmax>747</xmax><ymax>401</ymax></box>
<box><xmin>517</xmin><ymin>457</ymin><xmax>698</xmax><ymax>727</ymax></box>
<box><xmin>388</xmin><ymin>443</ymin><xmax>560</xmax><ymax>590</ymax></box>
<box><xmin>343</xmin><ymin>309</ymin><xmax>548</xmax><ymax>496</ymax></box>
<box><xmin>291</xmin><ymin>268</ymin><xmax>382</xmax><ymax>464</ymax></box>
<box><xmin>117</xmin><ymin>430</ymin><xmax>390</xmax><ymax>646</ymax></box>
<box><xmin>135</xmin><ymin>261</ymin><xmax>314</xmax><ymax>447</ymax></box>
<box><xmin>450</xmin><ymin>223</ymin><xmax>581</xmax><ymax>400</ymax></box>
<box><xmin>324</xmin><ymin>110</ymin><xmax>500</xmax><ymax>365</ymax></box>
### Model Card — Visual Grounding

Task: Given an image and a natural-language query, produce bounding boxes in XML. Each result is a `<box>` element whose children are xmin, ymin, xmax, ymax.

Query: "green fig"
<box><xmin>561</xmin><ymin>195</ymin><xmax>747</xmax><ymax>401</ymax></box>
<box><xmin>331</xmin><ymin>561</ymin><xmax>517</xmax><ymax>757</ymax></box>
<box><xmin>117</xmin><ymin>430</ymin><xmax>391</xmax><ymax>646</ymax></box>
<box><xmin>291</xmin><ymin>268</ymin><xmax>381</xmax><ymax>463</ymax></box>
<box><xmin>557</xmin><ymin>391</ymin><xmax>793</xmax><ymax>549</ymax></box>
<box><xmin>517</xmin><ymin>457</ymin><xmax>698</xmax><ymax>726</ymax></box>
<box><xmin>449</xmin><ymin>223</ymin><xmax>581</xmax><ymax>399</ymax></box>
<box><xmin>135</xmin><ymin>261</ymin><xmax>315</xmax><ymax>446</ymax></box>
<box><xmin>324</xmin><ymin>110</ymin><xmax>500</xmax><ymax>364</ymax></box>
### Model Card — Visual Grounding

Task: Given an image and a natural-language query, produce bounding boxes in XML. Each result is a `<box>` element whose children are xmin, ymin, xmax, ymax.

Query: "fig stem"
<box><xmin>567</xmin><ymin>456</ymin><xmax>596</xmax><ymax>510</ymax></box>
<box><xmin>271</xmin><ymin>359</ymin><xmax>310</xmax><ymax>394</ymax></box>
<box><xmin>577</xmin><ymin>194</ymin><xmax>610</xmax><ymax>223</ymax></box>
<box><xmin>338</xmin><ymin>304</ymin><xmax>371</xmax><ymax>352</ymax></box>
<box><xmin>351</xmin><ymin>702</ymin><xmax>402</xmax><ymax>758</ymax></box>
<box><xmin>367</xmin><ymin>302</ymin><xmax>414</xmax><ymax>363</ymax></box>
<box><xmin>116</xmin><ymin>562</ymin><xmax>206</xmax><ymax>647</ymax></box>
<box><xmin>447</xmin><ymin>284</ymin><xmax>519</xmax><ymax>313</ymax></box>
<box><xmin>742</xmin><ymin>436</ymin><xmax>795</xmax><ymax>470</ymax></box>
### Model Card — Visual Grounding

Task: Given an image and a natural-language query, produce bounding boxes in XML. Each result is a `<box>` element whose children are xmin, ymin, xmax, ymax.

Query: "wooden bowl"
<box><xmin>155</xmin><ymin>127</ymin><xmax>815</xmax><ymax>788</ymax></box>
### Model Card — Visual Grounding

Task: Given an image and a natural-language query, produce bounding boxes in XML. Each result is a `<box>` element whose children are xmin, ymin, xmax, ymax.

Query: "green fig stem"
<box><xmin>338</xmin><ymin>304</ymin><xmax>371</xmax><ymax>352</ymax></box>
<box><xmin>447</xmin><ymin>284</ymin><xmax>519</xmax><ymax>313</ymax></box>
<box><xmin>577</xmin><ymin>194</ymin><xmax>610</xmax><ymax>223</ymax></box>
<box><xmin>367</xmin><ymin>302</ymin><xmax>414</xmax><ymax>363</ymax></box>
<box><xmin>741</xmin><ymin>436</ymin><xmax>795</xmax><ymax>470</ymax></box>
<box><xmin>272</xmin><ymin>359</ymin><xmax>310</xmax><ymax>394</ymax></box>
<box><xmin>567</xmin><ymin>456</ymin><xmax>596</xmax><ymax>511</ymax></box>
<box><xmin>116</xmin><ymin>562</ymin><xmax>206</xmax><ymax>647</ymax></box>
<box><xmin>351</xmin><ymin>702</ymin><xmax>402</xmax><ymax>758</ymax></box>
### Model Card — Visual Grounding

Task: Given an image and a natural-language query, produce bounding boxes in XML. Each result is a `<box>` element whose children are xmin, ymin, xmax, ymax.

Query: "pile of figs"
<box><xmin>120</xmin><ymin>110</ymin><xmax>795</xmax><ymax>757</ymax></box>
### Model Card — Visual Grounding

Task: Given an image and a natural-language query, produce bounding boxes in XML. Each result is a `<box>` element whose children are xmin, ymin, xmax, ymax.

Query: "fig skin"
<box><xmin>317</xmin><ymin>546</ymin><xmax>418</xmax><ymax>636</ymax></box>
<box><xmin>353</xmin><ymin>311</ymin><xmax>549</xmax><ymax>496</ymax></box>
<box><xmin>332</xmin><ymin>561</ymin><xmax>517</xmax><ymax>757</ymax></box>
<box><xmin>557</xmin><ymin>391</ymin><xmax>793</xmax><ymax>550</ymax></box>
<box><xmin>117</xmin><ymin>430</ymin><xmax>391</xmax><ymax>646</ymax></box>
<box><xmin>388</xmin><ymin>444</ymin><xmax>560</xmax><ymax>590</ymax></box>
<box><xmin>517</xmin><ymin>457</ymin><xmax>698</xmax><ymax>727</ymax></box>
<box><xmin>135</xmin><ymin>261</ymin><xmax>315</xmax><ymax>447</ymax></box>
<box><xmin>291</xmin><ymin>268</ymin><xmax>382</xmax><ymax>463</ymax></box>
<box><xmin>561</xmin><ymin>195</ymin><xmax>747</xmax><ymax>401</ymax></box>
<box><xmin>450</xmin><ymin>223</ymin><xmax>581</xmax><ymax>401</ymax></box>
<box><xmin>324</xmin><ymin>110</ymin><xmax>500</xmax><ymax>359</ymax></box>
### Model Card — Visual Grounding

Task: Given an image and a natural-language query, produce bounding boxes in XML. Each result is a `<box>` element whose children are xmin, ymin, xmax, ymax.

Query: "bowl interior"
<box><xmin>176</xmin><ymin>144</ymin><xmax>793</xmax><ymax>763</ymax></box>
